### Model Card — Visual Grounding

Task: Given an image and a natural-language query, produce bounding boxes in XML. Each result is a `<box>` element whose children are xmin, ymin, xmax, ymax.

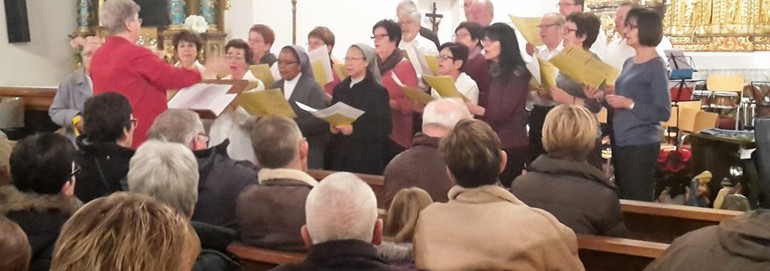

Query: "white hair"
<box><xmin>422</xmin><ymin>99</ymin><xmax>472</xmax><ymax>131</ymax></box>
<box><xmin>396</xmin><ymin>0</ymin><xmax>417</xmax><ymax>11</ymax></box>
<box><xmin>128</xmin><ymin>140</ymin><xmax>199</xmax><ymax>217</ymax></box>
<box><xmin>305</xmin><ymin>172</ymin><xmax>377</xmax><ymax>244</ymax></box>
<box><xmin>399</xmin><ymin>7</ymin><xmax>422</xmax><ymax>23</ymax></box>
<box><xmin>148</xmin><ymin>109</ymin><xmax>205</xmax><ymax>146</ymax></box>
<box><xmin>99</xmin><ymin>0</ymin><xmax>140</xmax><ymax>35</ymax></box>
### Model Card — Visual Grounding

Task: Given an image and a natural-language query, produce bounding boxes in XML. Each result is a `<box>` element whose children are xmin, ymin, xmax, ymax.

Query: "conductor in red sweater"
<box><xmin>91</xmin><ymin>0</ymin><xmax>218</xmax><ymax>148</ymax></box>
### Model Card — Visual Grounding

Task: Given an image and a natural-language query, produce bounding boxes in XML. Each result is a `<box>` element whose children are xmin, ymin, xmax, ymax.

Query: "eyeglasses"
<box><xmin>371</xmin><ymin>34</ymin><xmax>389</xmax><ymax>40</ymax></box>
<box><xmin>625</xmin><ymin>24</ymin><xmax>638</xmax><ymax>30</ymax></box>
<box><xmin>537</xmin><ymin>23</ymin><xmax>560</xmax><ymax>29</ymax></box>
<box><xmin>481</xmin><ymin>38</ymin><xmax>497</xmax><ymax>46</ymax></box>
<box><xmin>343</xmin><ymin>57</ymin><xmax>366</xmax><ymax>62</ymax></box>
<box><xmin>276</xmin><ymin>60</ymin><xmax>298</xmax><ymax>66</ymax></box>
<box><xmin>70</xmin><ymin>163</ymin><xmax>81</xmax><ymax>179</ymax></box>
<box><xmin>437</xmin><ymin>55</ymin><xmax>455</xmax><ymax>61</ymax></box>
<box><xmin>565</xmin><ymin>28</ymin><xmax>578</xmax><ymax>33</ymax></box>
<box><xmin>225</xmin><ymin>55</ymin><xmax>245</xmax><ymax>61</ymax></box>
<box><xmin>130</xmin><ymin>118</ymin><xmax>138</xmax><ymax>127</ymax></box>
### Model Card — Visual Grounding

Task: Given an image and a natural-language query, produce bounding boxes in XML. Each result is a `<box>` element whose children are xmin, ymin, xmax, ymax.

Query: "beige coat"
<box><xmin>414</xmin><ymin>185</ymin><xmax>584</xmax><ymax>271</ymax></box>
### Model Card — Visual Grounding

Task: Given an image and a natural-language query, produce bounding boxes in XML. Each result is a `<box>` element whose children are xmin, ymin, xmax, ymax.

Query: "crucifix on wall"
<box><xmin>424</xmin><ymin>2</ymin><xmax>443</xmax><ymax>34</ymax></box>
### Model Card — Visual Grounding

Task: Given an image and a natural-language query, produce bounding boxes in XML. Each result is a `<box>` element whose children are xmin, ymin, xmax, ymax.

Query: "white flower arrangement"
<box><xmin>184</xmin><ymin>15</ymin><xmax>209</xmax><ymax>34</ymax></box>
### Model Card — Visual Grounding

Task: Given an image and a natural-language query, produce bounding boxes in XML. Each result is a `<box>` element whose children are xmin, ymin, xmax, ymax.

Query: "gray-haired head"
<box><xmin>148</xmin><ymin>109</ymin><xmax>205</xmax><ymax>148</ymax></box>
<box><xmin>128</xmin><ymin>140</ymin><xmax>199</xmax><ymax>217</ymax></box>
<box><xmin>99</xmin><ymin>0</ymin><xmax>140</xmax><ymax>35</ymax></box>
<box><xmin>305</xmin><ymin>172</ymin><xmax>378</xmax><ymax>244</ymax></box>
<box><xmin>422</xmin><ymin>99</ymin><xmax>472</xmax><ymax>134</ymax></box>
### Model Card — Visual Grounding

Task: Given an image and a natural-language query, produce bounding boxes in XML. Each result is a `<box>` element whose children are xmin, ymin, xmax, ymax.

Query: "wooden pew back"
<box><xmin>620</xmin><ymin>199</ymin><xmax>743</xmax><ymax>243</ymax></box>
<box><xmin>577</xmin><ymin>234</ymin><xmax>668</xmax><ymax>271</ymax></box>
<box><xmin>307</xmin><ymin>169</ymin><xmax>386</xmax><ymax>209</ymax></box>
<box><xmin>227</xmin><ymin>242</ymin><xmax>305</xmax><ymax>270</ymax></box>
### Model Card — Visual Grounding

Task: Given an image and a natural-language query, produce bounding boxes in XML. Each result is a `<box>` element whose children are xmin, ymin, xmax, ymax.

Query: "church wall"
<box><xmin>0</xmin><ymin>0</ymin><xmax>77</xmax><ymax>87</ymax></box>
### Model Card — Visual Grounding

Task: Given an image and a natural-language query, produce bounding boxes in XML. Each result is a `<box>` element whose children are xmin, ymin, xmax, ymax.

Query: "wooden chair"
<box><xmin>693</xmin><ymin>111</ymin><xmax>719</xmax><ymax>133</ymax></box>
<box><xmin>620</xmin><ymin>199</ymin><xmax>743</xmax><ymax>243</ymax></box>
<box><xmin>577</xmin><ymin>234</ymin><xmax>668</xmax><ymax>271</ymax></box>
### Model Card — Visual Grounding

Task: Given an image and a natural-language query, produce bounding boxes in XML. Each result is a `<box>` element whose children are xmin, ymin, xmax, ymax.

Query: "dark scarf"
<box><xmin>377</xmin><ymin>49</ymin><xmax>403</xmax><ymax>74</ymax></box>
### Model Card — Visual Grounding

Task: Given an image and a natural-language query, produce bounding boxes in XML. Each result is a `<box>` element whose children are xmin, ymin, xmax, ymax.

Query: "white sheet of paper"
<box><xmin>295</xmin><ymin>101</ymin><xmax>364</xmax><ymax>120</ymax></box>
<box><xmin>308</xmin><ymin>46</ymin><xmax>334</xmax><ymax>85</ymax></box>
<box><xmin>168</xmin><ymin>83</ymin><xmax>234</xmax><ymax>116</ymax></box>
<box><xmin>526</xmin><ymin>57</ymin><xmax>542</xmax><ymax>85</ymax></box>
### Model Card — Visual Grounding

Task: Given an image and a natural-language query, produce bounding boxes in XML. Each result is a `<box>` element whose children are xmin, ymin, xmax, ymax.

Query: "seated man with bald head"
<box><xmin>414</xmin><ymin>119</ymin><xmax>583</xmax><ymax>270</ymax></box>
<box><xmin>273</xmin><ymin>172</ymin><xmax>406</xmax><ymax>271</ymax></box>
<box><xmin>148</xmin><ymin>109</ymin><xmax>258</xmax><ymax>230</ymax></box>
<box><xmin>384</xmin><ymin>99</ymin><xmax>472</xmax><ymax>205</ymax></box>
<box><xmin>236</xmin><ymin>116</ymin><xmax>318</xmax><ymax>252</ymax></box>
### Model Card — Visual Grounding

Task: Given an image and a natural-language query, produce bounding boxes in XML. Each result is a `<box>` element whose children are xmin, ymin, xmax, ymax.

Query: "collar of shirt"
<box><xmin>537</xmin><ymin>40</ymin><xmax>564</xmax><ymax>60</ymax></box>
<box><xmin>283</xmin><ymin>72</ymin><xmax>302</xmax><ymax>100</ymax></box>
<box><xmin>350</xmin><ymin>76</ymin><xmax>364</xmax><ymax>88</ymax></box>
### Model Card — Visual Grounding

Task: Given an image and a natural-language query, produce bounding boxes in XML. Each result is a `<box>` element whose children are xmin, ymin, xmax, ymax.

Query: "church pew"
<box><xmin>620</xmin><ymin>199</ymin><xmax>743</xmax><ymax>243</ymax></box>
<box><xmin>306</xmin><ymin>170</ymin><xmax>742</xmax><ymax>243</ymax></box>
<box><xmin>577</xmin><ymin>234</ymin><xmax>668</xmax><ymax>271</ymax></box>
<box><xmin>227</xmin><ymin>234</ymin><xmax>668</xmax><ymax>271</ymax></box>
<box><xmin>227</xmin><ymin>242</ymin><xmax>305</xmax><ymax>271</ymax></box>
<box><xmin>0</xmin><ymin>86</ymin><xmax>56</xmax><ymax>111</ymax></box>
<box><xmin>307</xmin><ymin>169</ymin><xmax>386</xmax><ymax>209</ymax></box>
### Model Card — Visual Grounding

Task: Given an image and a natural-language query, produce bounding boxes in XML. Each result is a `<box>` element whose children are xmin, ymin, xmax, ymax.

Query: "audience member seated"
<box><xmin>50</xmin><ymin>192</ymin><xmax>200</xmax><ymax>271</ymax></box>
<box><xmin>414</xmin><ymin>119</ymin><xmax>583</xmax><ymax>270</ymax></box>
<box><xmin>273</xmin><ymin>45</ymin><xmax>328</xmax><ymax>169</ymax></box>
<box><xmin>511</xmin><ymin>105</ymin><xmax>629</xmax><ymax>237</ymax></box>
<box><xmin>1</xmin><ymin>133</ymin><xmax>81</xmax><ymax>271</ymax></box>
<box><xmin>148</xmin><ymin>109</ymin><xmax>258</xmax><ymax>230</ymax></box>
<box><xmin>0</xmin><ymin>215</ymin><xmax>31</xmax><ymax>271</ymax></box>
<box><xmin>173</xmin><ymin>30</ymin><xmax>205</xmax><ymax>70</ymax></box>
<box><xmin>329</xmin><ymin>43</ymin><xmax>392</xmax><ymax>174</ymax></box>
<box><xmin>74</xmin><ymin>92</ymin><xmax>135</xmax><ymax>203</ymax></box>
<box><xmin>237</xmin><ymin>116</ymin><xmax>317</xmax><ymax>252</ymax></box>
<box><xmin>49</xmin><ymin>36</ymin><xmax>103</xmax><ymax>143</ymax></box>
<box><xmin>0</xmin><ymin>131</ymin><xmax>10</xmax><ymax>186</ymax></box>
<box><xmin>127</xmin><ymin>140</ymin><xmax>239</xmax><ymax>270</ymax></box>
<box><xmin>644</xmin><ymin>209</ymin><xmax>770</xmax><ymax>271</ymax></box>
<box><xmin>384</xmin><ymin>99</ymin><xmax>471</xmax><ymax>205</ymax></box>
<box><xmin>307</xmin><ymin>26</ymin><xmax>342</xmax><ymax>97</ymax></box>
<box><xmin>209</xmin><ymin>39</ymin><xmax>265</xmax><ymax>163</ymax></box>
<box><xmin>378</xmin><ymin>187</ymin><xmax>433</xmax><ymax>266</ymax></box>
<box><xmin>272</xmin><ymin>172</ymin><xmax>406</xmax><ymax>271</ymax></box>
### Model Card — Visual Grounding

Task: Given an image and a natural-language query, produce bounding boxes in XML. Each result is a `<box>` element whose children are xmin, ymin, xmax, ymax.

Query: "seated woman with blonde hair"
<box><xmin>378</xmin><ymin>187</ymin><xmax>433</xmax><ymax>266</ymax></box>
<box><xmin>511</xmin><ymin>104</ymin><xmax>629</xmax><ymax>237</ymax></box>
<box><xmin>51</xmin><ymin>192</ymin><xmax>200</xmax><ymax>271</ymax></box>
<box><xmin>0</xmin><ymin>215</ymin><xmax>31</xmax><ymax>271</ymax></box>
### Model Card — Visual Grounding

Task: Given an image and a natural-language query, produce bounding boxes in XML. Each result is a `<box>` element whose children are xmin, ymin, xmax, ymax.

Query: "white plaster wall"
<box><xmin>0</xmin><ymin>0</ymin><xmax>77</xmax><ymax>87</ymax></box>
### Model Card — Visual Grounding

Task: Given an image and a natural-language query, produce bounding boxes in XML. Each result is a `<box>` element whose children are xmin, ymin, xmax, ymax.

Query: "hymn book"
<box><xmin>549</xmin><ymin>44</ymin><xmax>619</xmax><ymax>88</ymax></box>
<box><xmin>309</xmin><ymin>47</ymin><xmax>334</xmax><ymax>87</ymax></box>
<box><xmin>236</xmin><ymin>88</ymin><xmax>297</xmax><ymax>118</ymax></box>
<box><xmin>391</xmin><ymin>73</ymin><xmax>435</xmax><ymax>105</ymax></box>
<box><xmin>167</xmin><ymin>80</ymin><xmax>248</xmax><ymax>119</ymax></box>
<box><xmin>509</xmin><ymin>15</ymin><xmax>543</xmax><ymax>46</ymax></box>
<box><xmin>249</xmin><ymin>64</ymin><xmax>275</xmax><ymax>88</ymax></box>
<box><xmin>295</xmin><ymin>101</ymin><xmax>365</xmax><ymax>126</ymax></box>
<box><xmin>424</xmin><ymin>55</ymin><xmax>440</xmax><ymax>76</ymax></box>
<box><xmin>526</xmin><ymin>57</ymin><xmax>558</xmax><ymax>95</ymax></box>
<box><xmin>423</xmin><ymin>75</ymin><xmax>469</xmax><ymax>102</ymax></box>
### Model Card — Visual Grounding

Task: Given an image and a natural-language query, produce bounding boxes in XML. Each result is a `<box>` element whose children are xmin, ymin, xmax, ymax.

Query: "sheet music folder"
<box><xmin>665</xmin><ymin>49</ymin><xmax>694</xmax><ymax>80</ymax></box>
<box><xmin>168</xmin><ymin>79</ymin><xmax>249</xmax><ymax>119</ymax></box>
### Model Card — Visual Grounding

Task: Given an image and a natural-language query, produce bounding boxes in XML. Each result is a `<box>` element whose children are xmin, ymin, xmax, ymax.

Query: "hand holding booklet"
<box><xmin>391</xmin><ymin>73</ymin><xmax>435</xmax><ymax>105</ymax></box>
<box><xmin>549</xmin><ymin>44</ymin><xmax>619</xmax><ymax>88</ymax></box>
<box><xmin>509</xmin><ymin>14</ymin><xmax>543</xmax><ymax>46</ymax></box>
<box><xmin>236</xmin><ymin>88</ymin><xmax>297</xmax><ymax>118</ymax></box>
<box><xmin>167</xmin><ymin>80</ymin><xmax>248</xmax><ymax>119</ymax></box>
<box><xmin>295</xmin><ymin>101</ymin><xmax>364</xmax><ymax>126</ymax></box>
<box><xmin>422</xmin><ymin>75</ymin><xmax>468</xmax><ymax>101</ymax></box>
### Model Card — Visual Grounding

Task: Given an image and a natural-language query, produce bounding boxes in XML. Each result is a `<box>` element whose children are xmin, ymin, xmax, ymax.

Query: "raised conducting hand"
<box><xmin>606</xmin><ymin>94</ymin><xmax>634</xmax><ymax>109</ymax></box>
<box><xmin>201</xmin><ymin>56</ymin><xmax>228</xmax><ymax>79</ymax></box>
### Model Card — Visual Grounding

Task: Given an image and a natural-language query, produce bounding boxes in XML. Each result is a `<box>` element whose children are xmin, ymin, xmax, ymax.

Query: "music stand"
<box><xmin>666</xmin><ymin>49</ymin><xmax>697</xmax><ymax>148</ymax></box>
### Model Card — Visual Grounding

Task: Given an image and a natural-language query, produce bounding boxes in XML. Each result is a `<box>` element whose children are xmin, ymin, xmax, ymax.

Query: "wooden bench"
<box><xmin>228</xmin><ymin>235</ymin><xmax>669</xmax><ymax>271</ymax></box>
<box><xmin>620</xmin><ymin>199</ymin><xmax>743</xmax><ymax>243</ymax></box>
<box><xmin>307</xmin><ymin>169</ymin><xmax>387</xmax><ymax>209</ymax></box>
<box><xmin>227</xmin><ymin>242</ymin><xmax>305</xmax><ymax>271</ymax></box>
<box><xmin>577</xmin><ymin>234</ymin><xmax>668</xmax><ymax>271</ymax></box>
